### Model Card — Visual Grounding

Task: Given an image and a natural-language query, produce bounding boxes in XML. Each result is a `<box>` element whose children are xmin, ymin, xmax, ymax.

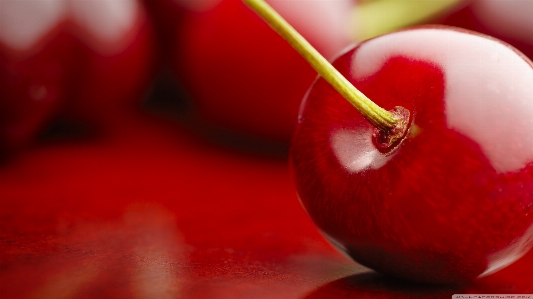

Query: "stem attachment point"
<box><xmin>243</xmin><ymin>0</ymin><xmax>405</xmax><ymax>133</ymax></box>
<box><xmin>373</xmin><ymin>106</ymin><xmax>411</xmax><ymax>152</ymax></box>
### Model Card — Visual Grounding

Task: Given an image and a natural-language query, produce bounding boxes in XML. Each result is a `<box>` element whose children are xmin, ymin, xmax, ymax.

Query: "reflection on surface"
<box><xmin>130</xmin><ymin>207</ymin><xmax>183</xmax><ymax>299</ymax></box>
<box><xmin>32</xmin><ymin>264</ymin><xmax>99</xmax><ymax>299</ymax></box>
<box><xmin>24</xmin><ymin>204</ymin><xmax>185</xmax><ymax>299</ymax></box>
<box><xmin>302</xmin><ymin>250</ymin><xmax>533</xmax><ymax>298</ymax></box>
<box><xmin>302</xmin><ymin>272</ymin><xmax>462</xmax><ymax>299</ymax></box>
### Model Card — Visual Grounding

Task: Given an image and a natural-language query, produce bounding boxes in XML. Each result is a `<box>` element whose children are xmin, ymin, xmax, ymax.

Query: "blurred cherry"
<box><xmin>0</xmin><ymin>0</ymin><xmax>155</xmax><ymax>151</ymax></box>
<box><xmin>442</xmin><ymin>0</ymin><xmax>533</xmax><ymax>59</ymax></box>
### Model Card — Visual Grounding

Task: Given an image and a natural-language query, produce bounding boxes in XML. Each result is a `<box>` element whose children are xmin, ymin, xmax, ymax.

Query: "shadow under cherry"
<box><xmin>302</xmin><ymin>271</ymin><xmax>466</xmax><ymax>299</ymax></box>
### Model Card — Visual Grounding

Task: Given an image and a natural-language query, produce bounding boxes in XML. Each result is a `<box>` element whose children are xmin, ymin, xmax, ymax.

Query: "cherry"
<box><xmin>0</xmin><ymin>31</ymin><xmax>76</xmax><ymax>151</ymax></box>
<box><xmin>245</xmin><ymin>0</ymin><xmax>533</xmax><ymax>284</ymax></box>
<box><xmin>0</xmin><ymin>0</ymin><xmax>154</xmax><ymax>150</ymax></box>
<box><xmin>442</xmin><ymin>0</ymin><xmax>533</xmax><ymax>59</ymax></box>
<box><xmin>172</xmin><ymin>0</ymin><xmax>355</xmax><ymax>142</ymax></box>
<box><xmin>60</xmin><ymin>1</ymin><xmax>155</xmax><ymax>126</ymax></box>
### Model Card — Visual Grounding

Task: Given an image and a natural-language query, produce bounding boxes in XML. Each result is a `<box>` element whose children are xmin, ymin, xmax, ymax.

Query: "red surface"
<box><xmin>1</xmin><ymin>111</ymin><xmax>532</xmax><ymax>298</ymax></box>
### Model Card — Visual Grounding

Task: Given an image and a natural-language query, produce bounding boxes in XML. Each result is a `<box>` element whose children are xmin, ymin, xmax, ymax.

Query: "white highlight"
<box><xmin>482</xmin><ymin>224</ymin><xmax>533</xmax><ymax>276</ymax></box>
<box><xmin>332</xmin><ymin>128</ymin><xmax>395</xmax><ymax>173</ymax></box>
<box><xmin>69</xmin><ymin>0</ymin><xmax>138</xmax><ymax>43</ymax></box>
<box><xmin>0</xmin><ymin>0</ymin><xmax>66</xmax><ymax>50</ymax></box>
<box><xmin>352</xmin><ymin>29</ymin><xmax>533</xmax><ymax>173</ymax></box>
<box><xmin>0</xmin><ymin>0</ymin><xmax>138</xmax><ymax>52</ymax></box>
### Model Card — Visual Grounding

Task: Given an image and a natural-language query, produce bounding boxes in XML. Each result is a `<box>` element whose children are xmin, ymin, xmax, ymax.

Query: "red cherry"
<box><xmin>290</xmin><ymin>27</ymin><xmax>533</xmax><ymax>284</ymax></box>
<box><xmin>0</xmin><ymin>32</ymin><xmax>76</xmax><ymax>150</ymax></box>
<box><xmin>173</xmin><ymin>0</ymin><xmax>354</xmax><ymax>142</ymax></box>
<box><xmin>243</xmin><ymin>0</ymin><xmax>533</xmax><ymax>284</ymax></box>
<box><xmin>60</xmin><ymin>1</ymin><xmax>155</xmax><ymax>127</ymax></box>
<box><xmin>0</xmin><ymin>0</ymin><xmax>154</xmax><ymax>150</ymax></box>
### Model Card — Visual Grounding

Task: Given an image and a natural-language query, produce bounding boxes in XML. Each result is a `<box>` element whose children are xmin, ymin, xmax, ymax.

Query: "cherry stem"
<box><xmin>243</xmin><ymin>0</ymin><xmax>400</xmax><ymax>132</ymax></box>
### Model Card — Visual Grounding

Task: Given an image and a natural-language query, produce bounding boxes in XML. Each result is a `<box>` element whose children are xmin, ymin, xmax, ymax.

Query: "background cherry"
<box><xmin>170</xmin><ymin>0</ymin><xmax>355</xmax><ymax>143</ymax></box>
<box><xmin>0</xmin><ymin>0</ymin><xmax>155</xmax><ymax>151</ymax></box>
<box><xmin>442</xmin><ymin>0</ymin><xmax>533</xmax><ymax>59</ymax></box>
<box><xmin>0</xmin><ymin>32</ymin><xmax>74</xmax><ymax>151</ymax></box>
<box><xmin>59</xmin><ymin>1</ymin><xmax>155</xmax><ymax>128</ymax></box>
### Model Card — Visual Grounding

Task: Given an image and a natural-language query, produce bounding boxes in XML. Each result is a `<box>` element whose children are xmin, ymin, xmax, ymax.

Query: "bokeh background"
<box><xmin>1</xmin><ymin>0</ymin><xmax>533</xmax><ymax>298</ymax></box>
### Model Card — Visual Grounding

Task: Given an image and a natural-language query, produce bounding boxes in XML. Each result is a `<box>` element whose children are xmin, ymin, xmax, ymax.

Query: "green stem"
<box><xmin>354</xmin><ymin>0</ymin><xmax>463</xmax><ymax>41</ymax></box>
<box><xmin>243</xmin><ymin>0</ymin><xmax>400</xmax><ymax>132</ymax></box>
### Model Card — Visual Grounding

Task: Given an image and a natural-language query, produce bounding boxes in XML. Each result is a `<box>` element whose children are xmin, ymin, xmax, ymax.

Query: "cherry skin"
<box><xmin>0</xmin><ymin>0</ymin><xmax>154</xmax><ymax>151</ymax></box>
<box><xmin>442</xmin><ymin>0</ymin><xmax>533</xmax><ymax>59</ymax></box>
<box><xmin>173</xmin><ymin>0</ymin><xmax>354</xmax><ymax>142</ymax></box>
<box><xmin>290</xmin><ymin>26</ymin><xmax>533</xmax><ymax>284</ymax></box>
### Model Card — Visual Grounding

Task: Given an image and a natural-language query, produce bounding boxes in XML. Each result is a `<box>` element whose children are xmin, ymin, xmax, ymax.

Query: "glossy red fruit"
<box><xmin>290</xmin><ymin>26</ymin><xmax>533</xmax><ymax>284</ymax></box>
<box><xmin>442</xmin><ymin>0</ymin><xmax>533</xmax><ymax>59</ymax></box>
<box><xmin>0</xmin><ymin>0</ymin><xmax>154</xmax><ymax>150</ymax></box>
<box><xmin>174</xmin><ymin>0</ymin><xmax>354</xmax><ymax>142</ymax></box>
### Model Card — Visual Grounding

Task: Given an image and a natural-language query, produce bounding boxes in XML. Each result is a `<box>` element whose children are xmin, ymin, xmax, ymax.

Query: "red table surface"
<box><xmin>1</xmin><ymin>111</ymin><xmax>532</xmax><ymax>299</ymax></box>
